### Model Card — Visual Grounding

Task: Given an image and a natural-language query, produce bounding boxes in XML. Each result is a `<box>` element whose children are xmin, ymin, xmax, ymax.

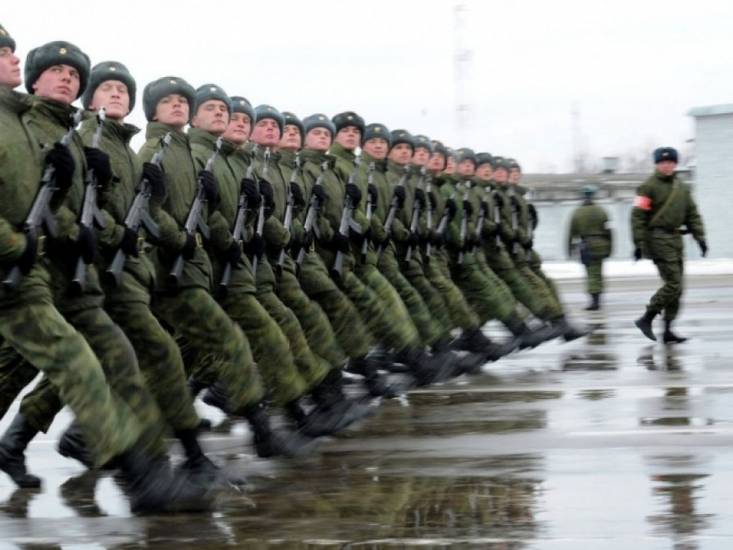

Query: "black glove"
<box><xmin>199</xmin><ymin>170</ymin><xmax>220</xmax><ymax>210</ymax></box>
<box><xmin>407</xmin><ymin>231</ymin><xmax>421</xmax><ymax>249</ymax></box>
<box><xmin>699</xmin><ymin>240</ymin><xmax>708</xmax><ymax>257</ymax></box>
<box><xmin>180</xmin><ymin>233</ymin><xmax>197</xmax><ymax>260</ymax></box>
<box><xmin>523</xmin><ymin>238</ymin><xmax>533</xmax><ymax>250</ymax></box>
<box><xmin>463</xmin><ymin>200</ymin><xmax>474</xmax><ymax>218</ymax></box>
<box><xmin>633</xmin><ymin>247</ymin><xmax>643</xmax><ymax>262</ymax></box>
<box><xmin>493</xmin><ymin>193</ymin><xmax>504</xmax><ymax>208</ymax></box>
<box><xmin>312</xmin><ymin>184</ymin><xmax>328</xmax><ymax>205</ymax></box>
<box><xmin>414</xmin><ymin>188</ymin><xmax>426</xmax><ymax>209</ymax></box>
<box><xmin>259</xmin><ymin>179</ymin><xmax>275</xmax><ymax>219</ymax></box>
<box><xmin>290</xmin><ymin>182</ymin><xmax>305</xmax><ymax>209</ymax></box>
<box><xmin>445</xmin><ymin>198</ymin><xmax>457</xmax><ymax>219</ymax></box>
<box><xmin>427</xmin><ymin>191</ymin><xmax>437</xmax><ymax>210</ymax></box>
<box><xmin>47</xmin><ymin>142</ymin><xmax>75</xmax><ymax>196</ymax></box>
<box><xmin>84</xmin><ymin>147</ymin><xmax>112</xmax><ymax>188</ymax></box>
<box><xmin>243</xmin><ymin>234</ymin><xmax>265</xmax><ymax>259</ymax></box>
<box><xmin>345</xmin><ymin>183</ymin><xmax>362</xmax><ymax>207</ymax></box>
<box><xmin>367</xmin><ymin>184</ymin><xmax>378</xmax><ymax>205</ymax></box>
<box><xmin>510</xmin><ymin>195</ymin><xmax>519</xmax><ymax>209</ymax></box>
<box><xmin>224</xmin><ymin>241</ymin><xmax>242</xmax><ymax>265</ymax></box>
<box><xmin>119</xmin><ymin>227</ymin><xmax>139</xmax><ymax>257</ymax></box>
<box><xmin>333</xmin><ymin>233</ymin><xmax>350</xmax><ymax>253</ymax></box>
<box><xmin>528</xmin><ymin>204</ymin><xmax>538</xmax><ymax>229</ymax></box>
<box><xmin>142</xmin><ymin>162</ymin><xmax>167</xmax><ymax>205</ymax></box>
<box><xmin>240</xmin><ymin>177</ymin><xmax>261</xmax><ymax>209</ymax></box>
<box><xmin>431</xmin><ymin>231</ymin><xmax>445</xmax><ymax>248</ymax></box>
<box><xmin>17</xmin><ymin>231</ymin><xmax>38</xmax><ymax>274</ymax></box>
<box><xmin>392</xmin><ymin>186</ymin><xmax>406</xmax><ymax>209</ymax></box>
<box><xmin>77</xmin><ymin>225</ymin><xmax>98</xmax><ymax>264</ymax></box>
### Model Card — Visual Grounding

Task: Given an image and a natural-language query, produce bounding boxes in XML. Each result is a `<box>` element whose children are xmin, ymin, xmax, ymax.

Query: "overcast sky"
<box><xmin>5</xmin><ymin>0</ymin><xmax>732</xmax><ymax>172</ymax></box>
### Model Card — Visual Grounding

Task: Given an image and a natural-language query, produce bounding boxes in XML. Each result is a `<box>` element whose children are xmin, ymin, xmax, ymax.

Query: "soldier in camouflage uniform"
<box><xmin>632</xmin><ymin>147</ymin><xmax>706</xmax><ymax>343</ymax></box>
<box><xmin>504</xmin><ymin>159</ymin><xmax>588</xmax><ymax>341</ymax></box>
<box><xmin>245</xmin><ymin>105</ymin><xmax>372</xmax><ymax>427</ymax></box>
<box><xmin>0</xmin><ymin>36</ymin><xmax>210</xmax><ymax>513</ymax></box>
<box><xmin>138</xmin><ymin>77</ymin><xmax>302</xmax><ymax>458</ymax></box>
<box><xmin>568</xmin><ymin>185</ymin><xmax>612</xmax><ymax>310</ymax></box>
<box><xmin>301</xmin><ymin>116</ymin><xmax>456</xmax><ymax>386</ymax></box>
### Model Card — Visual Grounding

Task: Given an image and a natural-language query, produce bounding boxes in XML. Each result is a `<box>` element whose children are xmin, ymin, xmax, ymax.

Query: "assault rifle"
<box><xmin>376</xmin><ymin>165</ymin><xmax>409</xmax><ymax>261</ymax></box>
<box><xmin>2</xmin><ymin>111</ymin><xmax>82</xmax><ymax>291</ymax></box>
<box><xmin>332</xmin><ymin>157</ymin><xmax>362</xmax><ymax>280</ymax></box>
<box><xmin>168</xmin><ymin>137</ymin><xmax>222</xmax><ymax>286</ymax></box>
<box><xmin>295</xmin><ymin>160</ymin><xmax>329</xmax><ymax>270</ymax></box>
<box><xmin>219</xmin><ymin>145</ymin><xmax>259</xmax><ymax>291</ymax></box>
<box><xmin>105</xmin><ymin>132</ymin><xmax>171</xmax><ymax>287</ymax></box>
<box><xmin>277</xmin><ymin>152</ymin><xmax>301</xmax><ymax>273</ymax></box>
<box><xmin>404</xmin><ymin>167</ymin><xmax>425</xmax><ymax>262</ymax></box>
<box><xmin>457</xmin><ymin>182</ymin><xmax>470</xmax><ymax>265</ymax></box>
<box><xmin>250</xmin><ymin>148</ymin><xmax>270</xmax><ymax>275</ymax></box>
<box><xmin>71</xmin><ymin>108</ymin><xmax>107</xmax><ymax>293</ymax></box>
<box><xmin>360</xmin><ymin>161</ymin><xmax>376</xmax><ymax>263</ymax></box>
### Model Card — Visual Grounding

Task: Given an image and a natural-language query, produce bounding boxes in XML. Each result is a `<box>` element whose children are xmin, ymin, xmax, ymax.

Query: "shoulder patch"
<box><xmin>633</xmin><ymin>195</ymin><xmax>652</xmax><ymax>211</ymax></box>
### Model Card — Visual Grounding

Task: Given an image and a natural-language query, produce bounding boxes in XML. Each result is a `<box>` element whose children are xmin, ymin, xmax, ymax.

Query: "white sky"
<box><xmin>5</xmin><ymin>0</ymin><xmax>733</xmax><ymax>172</ymax></box>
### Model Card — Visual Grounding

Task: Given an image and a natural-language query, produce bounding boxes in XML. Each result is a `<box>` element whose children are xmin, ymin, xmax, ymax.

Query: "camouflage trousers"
<box><xmin>450</xmin><ymin>252</ymin><xmax>518</xmax><ymax>325</ymax></box>
<box><xmin>154</xmin><ymin>287</ymin><xmax>264</xmax><ymax>415</ymax></box>
<box><xmin>18</xmin><ymin>306</ymin><xmax>168</xmax><ymax>459</ymax></box>
<box><xmin>255</xmin><ymin>288</ymin><xmax>331</xmax><ymax>390</ymax></box>
<box><xmin>0</xmin><ymin>346</ymin><xmax>37</xmax><ymax>420</ymax></box>
<box><xmin>338</xmin><ymin>254</ymin><xmax>420</xmax><ymax>354</ymax></box>
<box><xmin>425</xmin><ymin>250</ymin><xmax>480</xmax><ymax>331</ymax></box>
<box><xmin>649</xmin><ymin>257</ymin><xmax>684</xmax><ymax>321</ymax></box>
<box><xmin>376</xmin><ymin>245</ymin><xmax>443</xmax><ymax>347</ymax></box>
<box><xmin>295</xmin><ymin>252</ymin><xmax>370</xmax><ymax>360</ymax></box>
<box><xmin>486</xmin><ymin>247</ymin><xmax>551</xmax><ymax>320</ymax></box>
<box><xmin>220</xmin><ymin>289</ymin><xmax>307</xmax><ymax>406</ymax></box>
<box><xmin>105</xmin><ymin>299</ymin><xmax>200</xmax><ymax>433</ymax></box>
<box><xmin>584</xmin><ymin>260</ymin><xmax>605</xmax><ymax>295</ymax></box>
<box><xmin>0</xmin><ymin>296</ymin><xmax>144</xmax><ymax>467</ymax></box>
<box><xmin>529</xmin><ymin>250</ymin><xmax>563</xmax><ymax>308</ymax></box>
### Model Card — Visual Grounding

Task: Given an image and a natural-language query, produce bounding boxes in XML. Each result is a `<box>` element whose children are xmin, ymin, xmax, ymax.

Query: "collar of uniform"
<box><xmin>0</xmin><ymin>87</ymin><xmax>33</xmax><ymax>115</ymax></box>
<box><xmin>82</xmin><ymin>115</ymin><xmax>139</xmax><ymax>145</ymax></box>
<box><xmin>329</xmin><ymin>141</ymin><xmax>355</xmax><ymax>162</ymax></box>
<box><xmin>279</xmin><ymin>148</ymin><xmax>297</xmax><ymax>166</ymax></box>
<box><xmin>145</xmin><ymin>121</ymin><xmax>188</xmax><ymax>144</ymax></box>
<box><xmin>299</xmin><ymin>147</ymin><xmax>327</xmax><ymax>164</ymax></box>
<box><xmin>360</xmin><ymin>151</ymin><xmax>387</xmax><ymax>172</ymax></box>
<box><xmin>387</xmin><ymin>159</ymin><xmax>410</xmax><ymax>175</ymax></box>
<box><xmin>32</xmin><ymin>96</ymin><xmax>78</xmax><ymax>128</ymax></box>
<box><xmin>654</xmin><ymin>171</ymin><xmax>675</xmax><ymax>183</ymax></box>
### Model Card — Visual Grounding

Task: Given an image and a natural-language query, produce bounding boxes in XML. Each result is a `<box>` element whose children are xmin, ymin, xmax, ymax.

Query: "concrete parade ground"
<box><xmin>0</xmin><ymin>269</ymin><xmax>732</xmax><ymax>549</ymax></box>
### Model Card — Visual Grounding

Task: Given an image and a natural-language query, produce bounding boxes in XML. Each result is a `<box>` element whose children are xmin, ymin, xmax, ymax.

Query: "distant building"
<box><xmin>688</xmin><ymin>104</ymin><xmax>733</xmax><ymax>257</ymax></box>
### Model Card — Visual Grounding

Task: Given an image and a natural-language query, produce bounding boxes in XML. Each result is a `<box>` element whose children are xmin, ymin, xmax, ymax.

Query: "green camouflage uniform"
<box><xmin>139</xmin><ymin>122</ymin><xmax>263</xmax><ymax>414</ymax></box>
<box><xmin>0</xmin><ymin>89</ymin><xmax>147</xmax><ymax>467</ymax></box>
<box><xmin>568</xmin><ymin>198</ymin><xmax>612</xmax><ymax>295</ymax></box>
<box><xmin>250</xmin><ymin>146</ymin><xmax>350</xmax><ymax>367</ymax></box>
<box><xmin>301</xmin><ymin>148</ymin><xmax>420</xmax><ymax>353</ymax></box>
<box><xmin>189</xmin><ymin>128</ymin><xmax>308</xmax><ymax>404</ymax></box>
<box><xmin>631</xmin><ymin>171</ymin><xmax>705</xmax><ymax>321</ymax></box>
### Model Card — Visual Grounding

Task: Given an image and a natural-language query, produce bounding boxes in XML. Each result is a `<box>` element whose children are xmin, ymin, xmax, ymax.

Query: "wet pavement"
<box><xmin>1</xmin><ymin>274</ymin><xmax>732</xmax><ymax>549</ymax></box>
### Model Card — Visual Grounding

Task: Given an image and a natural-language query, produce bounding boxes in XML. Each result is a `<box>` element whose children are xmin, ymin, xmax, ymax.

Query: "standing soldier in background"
<box><xmin>631</xmin><ymin>147</ymin><xmax>707</xmax><ymax>343</ymax></box>
<box><xmin>568</xmin><ymin>185</ymin><xmax>613</xmax><ymax>311</ymax></box>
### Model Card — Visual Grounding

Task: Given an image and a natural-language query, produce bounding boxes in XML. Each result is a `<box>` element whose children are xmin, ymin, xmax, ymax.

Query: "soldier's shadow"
<box><xmin>637</xmin><ymin>345</ymin><xmax>682</xmax><ymax>371</ymax></box>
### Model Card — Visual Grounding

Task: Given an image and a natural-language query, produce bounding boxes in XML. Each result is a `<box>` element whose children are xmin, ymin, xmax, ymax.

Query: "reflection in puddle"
<box><xmin>647</xmin><ymin>473</ymin><xmax>713</xmax><ymax>542</ymax></box>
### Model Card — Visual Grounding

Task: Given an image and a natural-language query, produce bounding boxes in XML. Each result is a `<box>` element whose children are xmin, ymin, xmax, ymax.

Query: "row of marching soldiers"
<box><xmin>0</xmin><ymin>31</ymin><xmax>588</xmax><ymax>514</ymax></box>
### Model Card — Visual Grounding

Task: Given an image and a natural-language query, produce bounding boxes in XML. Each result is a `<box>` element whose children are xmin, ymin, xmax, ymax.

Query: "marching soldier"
<box><xmin>568</xmin><ymin>185</ymin><xmax>612</xmax><ymax>310</ymax></box>
<box><xmin>632</xmin><ymin>147</ymin><xmax>706</xmax><ymax>343</ymax></box>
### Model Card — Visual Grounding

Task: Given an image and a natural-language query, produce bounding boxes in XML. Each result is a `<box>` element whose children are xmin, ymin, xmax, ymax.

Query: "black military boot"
<box><xmin>187</xmin><ymin>377</ymin><xmax>209</xmax><ymax>399</ymax></box>
<box><xmin>635</xmin><ymin>308</ymin><xmax>658</xmax><ymax>342</ymax></box>
<box><xmin>585</xmin><ymin>293</ymin><xmax>600</xmax><ymax>311</ymax></box>
<box><xmin>0</xmin><ymin>414</ymin><xmax>41</xmax><ymax>488</ymax></box>
<box><xmin>398</xmin><ymin>347</ymin><xmax>458</xmax><ymax>387</ymax></box>
<box><xmin>57</xmin><ymin>422</ymin><xmax>95</xmax><ymax>469</ymax></box>
<box><xmin>348</xmin><ymin>356</ymin><xmax>403</xmax><ymax>398</ymax></box>
<box><xmin>663</xmin><ymin>320</ymin><xmax>688</xmax><ymax>344</ymax></box>
<box><xmin>116</xmin><ymin>445</ymin><xmax>216</xmax><ymax>514</ymax></box>
<box><xmin>553</xmin><ymin>315</ymin><xmax>591</xmax><ymax>342</ymax></box>
<box><xmin>174</xmin><ymin>428</ymin><xmax>240</xmax><ymax>487</ymax></box>
<box><xmin>453</xmin><ymin>328</ymin><xmax>517</xmax><ymax>361</ymax></box>
<box><xmin>310</xmin><ymin>370</ymin><xmax>374</xmax><ymax>430</ymax></box>
<box><xmin>505</xmin><ymin>315</ymin><xmax>551</xmax><ymax>349</ymax></box>
<box><xmin>202</xmin><ymin>381</ymin><xmax>232</xmax><ymax>414</ymax></box>
<box><xmin>244</xmin><ymin>401</ymin><xmax>314</xmax><ymax>458</ymax></box>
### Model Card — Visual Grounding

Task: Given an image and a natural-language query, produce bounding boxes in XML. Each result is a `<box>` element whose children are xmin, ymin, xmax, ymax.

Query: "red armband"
<box><xmin>634</xmin><ymin>195</ymin><xmax>652</xmax><ymax>211</ymax></box>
